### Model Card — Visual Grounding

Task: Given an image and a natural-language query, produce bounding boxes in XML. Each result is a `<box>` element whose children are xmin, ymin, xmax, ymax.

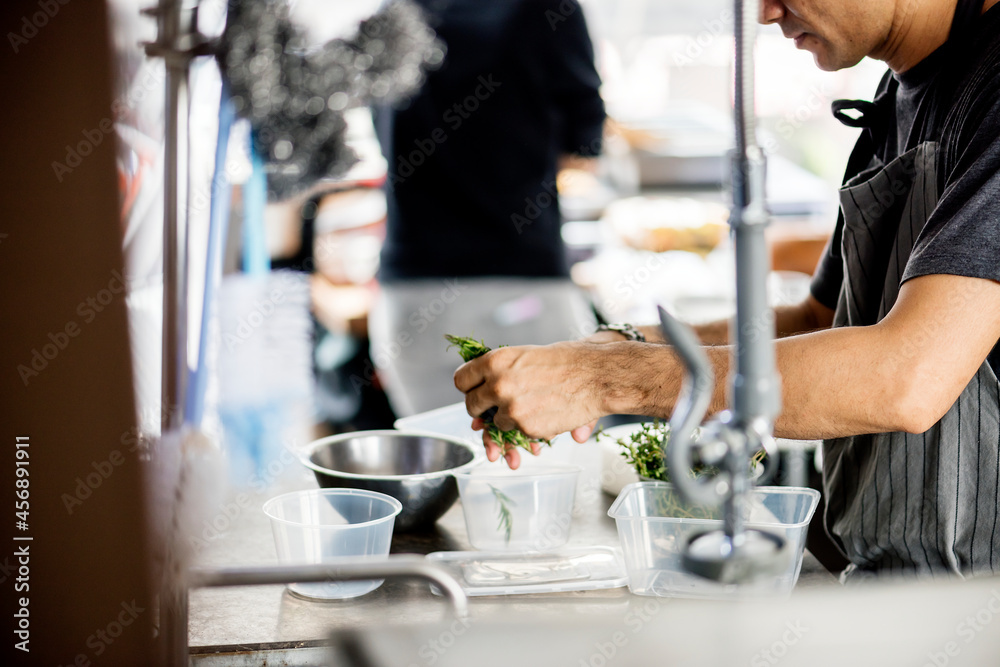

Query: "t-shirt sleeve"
<box><xmin>902</xmin><ymin>91</ymin><xmax>1000</xmax><ymax>285</ymax></box>
<box><xmin>810</xmin><ymin>214</ymin><xmax>845</xmax><ymax>310</ymax></box>
<box><xmin>534</xmin><ymin>0</ymin><xmax>605</xmax><ymax>156</ymax></box>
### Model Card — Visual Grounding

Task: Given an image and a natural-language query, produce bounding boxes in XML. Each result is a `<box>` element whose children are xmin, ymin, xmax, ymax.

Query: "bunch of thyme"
<box><xmin>445</xmin><ymin>335</ymin><xmax>550</xmax><ymax>455</ymax></box>
<box><xmin>602</xmin><ymin>420</ymin><xmax>768</xmax><ymax>520</ymax></box>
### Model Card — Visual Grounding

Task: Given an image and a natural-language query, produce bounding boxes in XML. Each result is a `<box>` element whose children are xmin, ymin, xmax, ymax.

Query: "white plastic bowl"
<box><xmin>263</xmin><ymin>488</ymin><xmax>402</xmax><ymax>600</ymax></box>
<box><xmin>608</xmin><ymin>482</ymin><xmax>820</xmax><ymax>598</ymax></box>
<box><xmin>453</xmin><ymin>464</ymin><xmax>581</xmax><ymax>551</ymax></box>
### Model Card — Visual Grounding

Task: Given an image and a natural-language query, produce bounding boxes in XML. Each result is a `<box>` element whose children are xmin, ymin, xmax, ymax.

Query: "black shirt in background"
<box><xmin>374</xmin><ymin>0</ymin><xmax>605</xmax><ymax>282</ymax></box>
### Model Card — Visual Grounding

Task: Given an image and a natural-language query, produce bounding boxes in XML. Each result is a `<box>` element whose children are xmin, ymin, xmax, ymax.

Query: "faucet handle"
<box><xmin>657</xmin><ymin>306</ymin><xmax>726</xmax><ymax>506</ymax></box>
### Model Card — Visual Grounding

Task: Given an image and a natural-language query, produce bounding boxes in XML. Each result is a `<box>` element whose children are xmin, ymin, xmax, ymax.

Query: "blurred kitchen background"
<box><xmin>109</xmin><ymin>0</ymin><xmax>886</xmax><ymax>458</ymax></box>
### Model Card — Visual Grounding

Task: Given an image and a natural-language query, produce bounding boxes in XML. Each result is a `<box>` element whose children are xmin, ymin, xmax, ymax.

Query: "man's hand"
<box><xmin>470</xmin><ymin>416</ymin><xmax>597</xmax><ymax>468</ymax></box>
<box><xmin>455</xmin><ymin>342</ymin><xmax>609</xmax><ymax>466</ymax></box>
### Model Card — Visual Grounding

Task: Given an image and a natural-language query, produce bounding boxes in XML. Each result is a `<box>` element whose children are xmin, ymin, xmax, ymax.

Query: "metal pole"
<box><xmin>158</xmin><ymin>0</ymin><xmax>196</xmax><ymax>434</ymax></box>
<box><xmin>190</xmin><ymin>558</ymin><xmax>470</xmax><ymax>619</ymax></box>
<box><xmin>144</xmin><ymin>1</ymin><xmax>201</xmax><ymax>664</ymax></box>
<box><xmin>730</xmin><ymin>0</ymin><xmax>781</xmax><ymax>425</ymax></box>
<box><xmin>658</xmin><ymin>0</ymin><xmax>786</xmax><ymax>584</ymax></box>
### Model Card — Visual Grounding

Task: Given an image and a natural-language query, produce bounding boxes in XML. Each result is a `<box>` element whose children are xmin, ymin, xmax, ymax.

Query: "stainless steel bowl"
<box><xmin>300</xmin><ymin>430</ymin><xmax>480</xmax><ymax>532</ymax></box>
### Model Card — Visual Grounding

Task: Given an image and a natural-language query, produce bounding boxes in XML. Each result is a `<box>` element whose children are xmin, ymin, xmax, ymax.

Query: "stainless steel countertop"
<box><xmin>188</xmin><ymin>438</ymin><xmax>836</xmax><ymax>652</ymax></box>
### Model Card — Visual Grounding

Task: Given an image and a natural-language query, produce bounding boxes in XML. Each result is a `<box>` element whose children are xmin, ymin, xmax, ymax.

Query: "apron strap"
<box><xmin>831</xmin><ymin>99</ymin><xmax>882</xmax><ymax>128</ymax></box>
<box><xmin>952</xmin><ymin>0</ymin><xmax>988</xmax><ymax>42</ymax></box>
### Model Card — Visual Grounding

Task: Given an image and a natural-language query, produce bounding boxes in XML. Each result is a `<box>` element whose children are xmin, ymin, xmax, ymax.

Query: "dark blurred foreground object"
<box><xmin>219</xmin><ymin>0</ymin><xmax>444</xmax><ymax>200</ymax></box>
<box><xmin>0</xmin><ymin>1</ymin><xmax>154</xmax><ymax>663</ymax></box>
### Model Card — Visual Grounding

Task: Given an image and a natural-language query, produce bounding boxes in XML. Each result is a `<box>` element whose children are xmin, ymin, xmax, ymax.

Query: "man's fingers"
<box><xmin>482</xmin><ymin>430</ymin><xmax>501</xmax><ymax>462</ymax></box>
<box><xmin>486</xmin><ymin>442</ymin><xmax>501</xmax><ymax>462</ymax></box>
<box><xmin>453</xmin><ymin>356</ymin><xmax>489</xmax><ymax>393</ymax></box>
<box><xmin>504</xmin><ymin>446</ymin><xmax>522</xmax><ymax>470</ymax></box>
<box><xmin>571</xmin><ymin>420</ymin><xmax>598</xmax><ymax>443</ymax></box>
<box><xmin>464</xmin><ymin>384</ymin><xmax>501</xmax><ymax>424</ymax></box>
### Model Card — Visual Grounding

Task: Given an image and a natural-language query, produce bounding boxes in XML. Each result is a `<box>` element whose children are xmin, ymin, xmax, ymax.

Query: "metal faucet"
<box><xmin>190</xmin><ymin>557</ymin><xmax>469</xmax><ymax>618</ymax></box>
<box><xmin>657</xmin><ymin>0</ymin><xmax>790</xmax><ymax>584</ymax></box>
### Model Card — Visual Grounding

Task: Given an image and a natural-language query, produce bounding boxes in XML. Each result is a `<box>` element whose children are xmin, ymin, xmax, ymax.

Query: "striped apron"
<box><xmin>821</xmin><ymin>128</ymin><xmax>1000</xmax><ymax>577</ymax></box>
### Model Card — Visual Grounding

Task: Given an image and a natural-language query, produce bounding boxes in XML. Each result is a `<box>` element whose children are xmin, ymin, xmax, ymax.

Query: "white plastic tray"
<box><xmin>425</xmin><ymin>546</ymin><xmax>628</xmax><ymax>596</ymax></box>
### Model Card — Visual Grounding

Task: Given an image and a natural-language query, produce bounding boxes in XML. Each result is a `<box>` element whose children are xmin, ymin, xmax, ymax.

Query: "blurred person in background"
<box><xmin>370</xmin><ymin>0</ymin><xmax>606</xmax><ymax>416</ymax></box>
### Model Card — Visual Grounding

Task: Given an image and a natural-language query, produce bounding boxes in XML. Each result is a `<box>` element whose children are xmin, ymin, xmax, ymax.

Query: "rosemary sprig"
<box><xmin>488</xmin><ymin>483</ymin><xmax>516</xmax><ymax>544</ymax></box>
<box><xmin>445</xmin><ymin>334</ymin><xmax>491</xmax><ymax>363</ymax></box>
<box><xmin>445</xmin><ymin>334</ymin><xmax>550</xmax><ymax>454</ymax></box>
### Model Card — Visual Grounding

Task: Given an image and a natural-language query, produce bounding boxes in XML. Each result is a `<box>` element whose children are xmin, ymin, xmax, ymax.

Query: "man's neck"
<box><xmin>875</xmin><ymin>0</ymin><xmax>999</xmax><ymax>73</ymax></box>
<box><xmin>874</xmin><ymin>0</ymin><xmax>957</xmax><ymax>73</ymax></box>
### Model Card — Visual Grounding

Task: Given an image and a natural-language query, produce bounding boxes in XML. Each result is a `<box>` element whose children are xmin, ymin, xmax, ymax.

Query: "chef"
<box><xmin>455</xmin><ymin>0</ymin><xmax>1000</xmax><ymax>580</ymax></box>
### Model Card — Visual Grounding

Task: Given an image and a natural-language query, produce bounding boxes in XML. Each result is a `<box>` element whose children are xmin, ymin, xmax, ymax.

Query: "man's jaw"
<box><xmin>784</xmin><ymin>27</ymin><xmax>839</xmax><ymax>71</ymax></box>
<box><xmin>779</xmin><ymin>19</ymin><xmax>812</xmax><ymax>49</ymax></box>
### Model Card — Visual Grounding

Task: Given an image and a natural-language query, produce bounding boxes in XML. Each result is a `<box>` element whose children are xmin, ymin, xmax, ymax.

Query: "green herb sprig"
<box><xmin>601</xmin><ymin>420</ymin><xmax>768</xmax><ymax>519</ymax></box>
<box><xmin>445</xmin><ymin>334</ymin><xmax>550</xmax><ymax>455</ymax></box>
<box><xmin>488</xmin><ymin>484</ymin><xmax>516</xmax><ymax>544</ymax></box>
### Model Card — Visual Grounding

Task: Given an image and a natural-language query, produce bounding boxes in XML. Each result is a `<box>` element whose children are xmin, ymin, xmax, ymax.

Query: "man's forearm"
<box><xmin>635</xmin><ymin>297</ymin><xmax>833</xmax><ymax>347</ymax></box>
<box><xmin>602</xmin><ymin>325</ymin><xmax>911</xmax><ymax>440</ymax></box>
<box><xmin>635</xmin><ymin>320</ymin><xmax>728</xmax><ymax>346</ymax></box>
<box><xmin>468</xmin><ymin>274</ymin><xmax>1000</xmax><ymax>450</ymax></box>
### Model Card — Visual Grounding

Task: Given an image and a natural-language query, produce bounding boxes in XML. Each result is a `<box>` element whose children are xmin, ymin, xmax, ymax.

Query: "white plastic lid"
<box><xmin>425</xmin><ymin>546</ymin><xmax>628</xmax><ymax>597</ymax></box>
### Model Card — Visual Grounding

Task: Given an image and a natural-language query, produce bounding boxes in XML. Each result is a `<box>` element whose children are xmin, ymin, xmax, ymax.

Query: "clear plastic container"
<box><xmin>453</xmin><ymin>464</ymin><xmax>581</xmax><ymax>551</ymax></box>
<box><xmin>263</xmin><ymin>488</ymin><xmax>402</xmax><ymax>600</ymax></box>
<box><xmin>426</xmin><ymin>546</ymin><xmax>628</xmax><ymax>596</ymax></box>
<box><xmin>608</xmin><ymin>482</ymin><xmax>820</xmax><ymax>599</ymax></box>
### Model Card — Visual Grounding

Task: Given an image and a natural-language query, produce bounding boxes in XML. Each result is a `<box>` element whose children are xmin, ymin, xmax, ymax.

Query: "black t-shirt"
<box><xmin>374</xmin><ymin>0</ymin><xmax>605</xmax><ymax>282</ymax></box>
<box><xmin>810</xmin><ymin>4</ymin><xmax>1000</xmax><ymax>373</ymax></box>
